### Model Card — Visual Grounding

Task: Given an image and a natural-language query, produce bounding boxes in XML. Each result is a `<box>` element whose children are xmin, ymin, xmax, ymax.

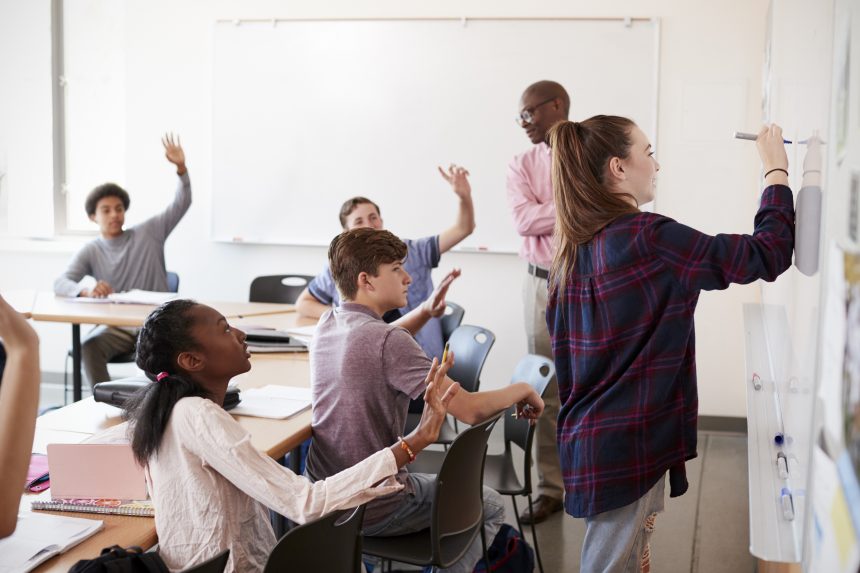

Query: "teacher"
<box><xmin>505</xmin><ymin>80</ymin><xmax>570</xmax><ymax>524</ymax></box>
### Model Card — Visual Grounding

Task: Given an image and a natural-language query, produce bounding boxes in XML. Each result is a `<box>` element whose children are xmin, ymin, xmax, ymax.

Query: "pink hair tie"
<box><xmin>156</xmin><ymin>372</ymin><xmax>170</xmax><ymax>382</ymax></box>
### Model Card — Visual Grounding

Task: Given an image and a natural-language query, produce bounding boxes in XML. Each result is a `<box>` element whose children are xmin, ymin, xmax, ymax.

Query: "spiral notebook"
<box><xmin>31</xmin><ymin>498</ymin><xmax>154</xmax><ymax>517</ymax></box>
<box><xmin>33</xmin><ymin>443</ymin><xmax>153</xmax><ymax>517</ymax></box>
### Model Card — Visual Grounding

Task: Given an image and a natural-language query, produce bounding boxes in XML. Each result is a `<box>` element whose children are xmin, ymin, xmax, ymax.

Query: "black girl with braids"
<box><xmin>124</xmin><ymin>299</ymin><xmax>459</xmax><ymax>573</ymax></box>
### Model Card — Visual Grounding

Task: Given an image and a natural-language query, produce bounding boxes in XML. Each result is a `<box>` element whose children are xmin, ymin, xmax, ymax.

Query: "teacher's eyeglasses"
<box><xmin>516</xmin><ymin>98</ymin><xmax>556</xmax><ymax>125</ymax></box>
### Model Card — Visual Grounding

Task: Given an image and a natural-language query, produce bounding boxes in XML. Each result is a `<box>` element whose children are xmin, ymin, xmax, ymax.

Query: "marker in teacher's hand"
<box><xmin>734</xmin><ymin>131</ymin><xmax>796</xmax><ymax>144</ymax></box>
<box><xmin>734</xmin><ymin>131</ymin><xmax>824</xmax><ymax>145</ymax></box>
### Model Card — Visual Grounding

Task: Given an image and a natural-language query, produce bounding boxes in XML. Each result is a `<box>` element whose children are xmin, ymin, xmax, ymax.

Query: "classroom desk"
<box><xmin>2</xmin><ymin>289</ymin><xmax>37</xmax><ymax>317</ymax></box>
<box><xmin>29</xmin><ymin>345</ymin><xmax>314</xmax><ymax>572</ymax></box>
<box><xmin>29</xmin><ymin>292</ymin><xmax>295</xmax><ymax>402</ymax></box>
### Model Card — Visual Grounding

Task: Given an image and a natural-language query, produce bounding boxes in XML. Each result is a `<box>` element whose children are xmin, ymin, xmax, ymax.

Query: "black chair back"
<box><xmin>446</xmin><ymin>325</ymin><xmax>495</xmax><ymax>393</ymax></box>
<box><xmin>439</xmin><ymin>301</ymin><xmax>465</xmax><ymax>342</ymax></box>
<box><xmin>430</xmin><ymin>414</ymin><xmax>500</xmax><ymax>567</ymax></box>
<box><xmin>264</xmin><ymin>505</ymin><xmax>365</xmax><ymax>573</ymax></box>
<box><xmin>181</xmin><ymin>549</ymin><xmax>230</xmax><ymax>573</ymax></box>
<box><xmin>249</xmin><ymin>274</ymin><xmax>314</xmax><ymax>304</ymax></box>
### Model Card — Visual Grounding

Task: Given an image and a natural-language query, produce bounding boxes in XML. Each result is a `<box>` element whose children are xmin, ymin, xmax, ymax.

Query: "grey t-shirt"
<box><xmin>53</xmin><ymin>174</ymin><xmax>192</xmax><ymax>297</ymax></box>
<box><xmin>306</xmin><ymin>302</ymin><xmax>431</xmax><ymax>526</ymax></box>
<box><xmin>306</xmin><ymin>235</ymin><xmax>445</xmax><ymax>360</ymax></box>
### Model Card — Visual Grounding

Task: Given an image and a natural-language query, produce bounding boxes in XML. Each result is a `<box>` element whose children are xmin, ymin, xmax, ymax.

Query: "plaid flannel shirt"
<box><xmin>547</xmin><ymin>185</ymin><xmax>795</xmax><ymax>517</ymax></box>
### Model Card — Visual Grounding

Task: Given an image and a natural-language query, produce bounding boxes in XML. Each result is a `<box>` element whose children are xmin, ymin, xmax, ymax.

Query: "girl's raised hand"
<box><xmin>410</xmin><ymin>353</ymin><xmax>460</xmax><ymax>451</ymax></box>
<box><xmin>0</xmin><ymin>295</ymin><xmax>38</xmax><ymax>353</ymax></box>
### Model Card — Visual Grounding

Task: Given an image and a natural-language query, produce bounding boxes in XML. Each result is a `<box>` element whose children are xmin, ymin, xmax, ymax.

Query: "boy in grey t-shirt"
<box><xmin>307</xmin><ymin>227</ymin><xmax>544</xmax><ymax>573</ymax></box>
<box><xmin>53</xmin><ymin>134</ymin><xmax>192</xmax><ymax>387</ymax></box>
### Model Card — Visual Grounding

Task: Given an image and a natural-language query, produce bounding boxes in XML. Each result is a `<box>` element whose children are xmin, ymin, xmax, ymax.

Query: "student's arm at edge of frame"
<box><xmin>0</xmin><ymin>296</ymin><xmax>40</xmax><ymax>539</ymax></box>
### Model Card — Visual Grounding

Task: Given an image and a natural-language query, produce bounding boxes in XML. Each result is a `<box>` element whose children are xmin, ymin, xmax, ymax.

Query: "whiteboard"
<box><xmin>211</xmin><ymin>18</ymin><xmax>658</xmax><ymax>249</ymax></box>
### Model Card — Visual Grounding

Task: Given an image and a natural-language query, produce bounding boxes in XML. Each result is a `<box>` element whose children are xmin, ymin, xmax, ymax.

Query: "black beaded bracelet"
<box><xmin>764</xmin><ymin>168</ymin><xmax>789</xmax><ymax>178</ymax></box>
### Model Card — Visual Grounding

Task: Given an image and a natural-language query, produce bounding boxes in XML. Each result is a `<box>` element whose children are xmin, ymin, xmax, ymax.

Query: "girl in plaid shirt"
<box><xmin>546</xmin><ymin>118</ymin><xmax>794</xmax><ymax>572</ymax></box>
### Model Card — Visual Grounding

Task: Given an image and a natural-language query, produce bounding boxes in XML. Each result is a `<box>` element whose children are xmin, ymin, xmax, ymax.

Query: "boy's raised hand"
<box><xmin>162</xmin><ymin>133</ymin><xmax>187</xmax><ymax>175</ymax></box>
<box><xmin>421</xmin><ymin>268</ymin><xmax>461</xmax><ymax>318</ymax></box>
<box><xmin>437</xmin><ymin>164</ymin><xmax>472</xmax><ymax>200</ymax></box>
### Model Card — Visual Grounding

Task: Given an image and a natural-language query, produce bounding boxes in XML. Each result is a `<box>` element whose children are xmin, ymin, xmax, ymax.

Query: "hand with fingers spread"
<box><xmin>420</xmin><ymin>268</ymin><xmax>461</xmax><ymax>318</ymax></box>
<box><xmin>162</xmin><ymin>133</ymin><xmax>187</xmax><ymax>175</ymax></box>
<box><xmin>438</xmin><ymin>164</ymin><xmax>472</xmax><ymax>200</ymax></box>
<box><xmin>403</xmin><ymin>352</ymin><xmax>460</xmax><ymax>456</ymax></box>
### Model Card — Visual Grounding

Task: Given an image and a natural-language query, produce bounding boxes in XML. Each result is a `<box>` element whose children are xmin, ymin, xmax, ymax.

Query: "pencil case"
<box><xmin>93</xmin><ymin>377</ymin><xmax>241</xmax><ymax>410</ymax></box>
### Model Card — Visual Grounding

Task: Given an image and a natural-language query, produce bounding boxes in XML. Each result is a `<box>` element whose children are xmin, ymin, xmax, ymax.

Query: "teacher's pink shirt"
<box><xmin>506</xmin><ymin>142</ymin><xmax>555</xmax><ymax>269</ymax></box>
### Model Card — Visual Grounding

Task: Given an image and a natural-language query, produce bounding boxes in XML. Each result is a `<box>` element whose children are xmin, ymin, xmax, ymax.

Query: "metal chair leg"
<box><xmin>511</xmin><ymin>496</ymin><xmax>523</xmax><ymax>537</ymax></box>
<box><xmin>481</xmin><ymin>522</ymin><xmax>489</xmax><ymax>573</ymax></box>
<box><xmin>527</xmin><ymin>494</ymin><xmax>545</xmax><ymax>573</ymax></box>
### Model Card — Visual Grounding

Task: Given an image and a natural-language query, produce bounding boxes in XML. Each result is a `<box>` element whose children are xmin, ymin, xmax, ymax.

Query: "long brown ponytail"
<box><xmin>549</xmin><ymin>116</ymin><xmax>640</xmax><ymax>293</ymax></box>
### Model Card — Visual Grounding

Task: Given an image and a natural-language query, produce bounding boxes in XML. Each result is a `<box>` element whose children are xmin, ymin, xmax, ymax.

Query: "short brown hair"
<box><xmin>339</xmin><ymin>196</ymin><xmax>381</xmax><ymax>228</ymax></box>
<box><xmin>328</xmin><ymin>228</ymin><xmax>407</xmax><ymax>300</ymax></box>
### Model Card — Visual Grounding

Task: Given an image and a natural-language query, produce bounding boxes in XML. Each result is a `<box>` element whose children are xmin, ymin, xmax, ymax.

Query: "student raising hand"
<box><xmin>0</xmin><ymin>294</ymin><xmax>40</xmax><ymax>538</ymax></box>
<box><xmin>420</xmin><ymin>267</ymin><xmax>461</xmax><ymax>318</ymax></box>
<box><xmin>437</xmin><ymin>164</ymin><xmax>472</xmax><ymax>200</ymax></box>
<box><xmin>162</xmin><ymin>133</ymin><xmax>187</xmax><ymax>175</ymax></box>
<box><xmin>394</xmin><ymin>354</ymin><xmax>461</xmax><ymax>465</ymax></box>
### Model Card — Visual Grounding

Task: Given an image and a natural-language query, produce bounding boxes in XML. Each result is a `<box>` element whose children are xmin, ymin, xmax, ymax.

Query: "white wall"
<box><xmin>0</xmin><ymin>0</ymin><xmax>771</xmax><ymax>417</ymax></box>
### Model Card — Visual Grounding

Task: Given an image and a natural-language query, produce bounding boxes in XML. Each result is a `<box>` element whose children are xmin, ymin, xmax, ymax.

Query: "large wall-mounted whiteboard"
<box><xmin>211</xmin><ymin>17</ymin><xmax>658</xmax><ymax>249</ymax></box>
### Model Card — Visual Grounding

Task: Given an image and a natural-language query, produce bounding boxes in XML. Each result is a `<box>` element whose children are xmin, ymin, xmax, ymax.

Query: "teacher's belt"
<box><xmin>527</xmin><ymin>264</ymin><xmax>549</xmax><ymax>280</ymax></box>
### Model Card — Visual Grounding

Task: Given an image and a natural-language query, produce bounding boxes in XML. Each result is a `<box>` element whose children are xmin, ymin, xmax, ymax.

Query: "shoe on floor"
<box><xmin>518</xmin><ymin>495</ymin><xmax>564</xmax><ymax>524</ymax></box>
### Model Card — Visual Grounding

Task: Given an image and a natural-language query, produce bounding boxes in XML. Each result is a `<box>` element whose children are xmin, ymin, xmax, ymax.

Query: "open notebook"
<box><xmin>229</xmin><ymin>385</ymin><xmax>312</xmax><ymax>419</ymax></box>
<box><xmin>0</xmin><ymin>512</ymin><xmax>103</xmax><ymax>573</ymax></box>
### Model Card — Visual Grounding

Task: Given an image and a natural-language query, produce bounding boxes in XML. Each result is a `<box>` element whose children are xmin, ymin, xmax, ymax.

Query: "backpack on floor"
<box><xmin>68</xmin><ymin>545</ymin><xmax>169</xmax><ymax>573</ymax></box>
<box><xmin>472</xmin><ymin>524</ymin><xmax>535</xmax><ymax>573</ymax></box>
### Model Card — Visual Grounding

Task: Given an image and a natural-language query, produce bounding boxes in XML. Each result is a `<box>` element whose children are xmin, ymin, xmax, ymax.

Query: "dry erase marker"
<box><xmin>773</xmin><ymin>381</ymin><xmax>786</xmax><ymax>446</ymax></box>
<box><xmin>780</xmin><ymin>487</ymin><xmax>795</xmax><ymax>521</ymax></box>
<box><xmin>734</xmin><ymin>131</ymin><xmax>795</xmax><ymax>144</ymax></box>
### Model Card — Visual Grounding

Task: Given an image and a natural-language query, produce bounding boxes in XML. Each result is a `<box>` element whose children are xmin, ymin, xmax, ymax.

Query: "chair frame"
<box><xmin>249</xmin><ymin>274</ymin><xmax>314</xmax><ymax>304</ymax></box>
<box><xmin>263</xmin><ymin>505</ymin><xmax>366</xmax><ymax>573</ymax></box>
<box><xmin>488</xmin><ymin>354</ymin><xmax>555</xmax><ymax>573</ymax></box>
<box><xmin>363</xmin><ymin>415</ymin><xmax>501</xmax><ymax>572</ymax></box>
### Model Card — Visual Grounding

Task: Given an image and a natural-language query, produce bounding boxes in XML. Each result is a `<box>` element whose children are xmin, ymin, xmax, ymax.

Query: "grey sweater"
<box><xmin>53</xmin><ymin>174</ymin><xmax>192</xmax><ymax>297</ymax></box>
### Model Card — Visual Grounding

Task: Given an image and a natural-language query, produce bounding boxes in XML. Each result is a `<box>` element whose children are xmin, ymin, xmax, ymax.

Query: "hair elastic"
<box><xmin>156</xmin><ymin>372</ymin><xmax>170</xmax><ymax>382</ymax></box>
<box><xmin>764</xmin><ymin>167</ymin><xmax>789</xmax><ymax>178</ymax></box>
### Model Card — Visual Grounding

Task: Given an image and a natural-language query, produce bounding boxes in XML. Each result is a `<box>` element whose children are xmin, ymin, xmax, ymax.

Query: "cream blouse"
<box><xmin>144</xmin><ymin>397</ymin><xmax>401</xmax><ymax>572</ymax></box>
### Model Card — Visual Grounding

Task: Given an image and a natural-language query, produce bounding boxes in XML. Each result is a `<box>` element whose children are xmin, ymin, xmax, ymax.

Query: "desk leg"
<box><xmin>72</xmin><ymin>324</ymin><xmax>82</xmax><ymax>402</ymax></box>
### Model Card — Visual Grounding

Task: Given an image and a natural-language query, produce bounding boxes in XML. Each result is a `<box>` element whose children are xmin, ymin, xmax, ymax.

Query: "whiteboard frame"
<box><xmin>209</xmin><ymin>15</ymin><xmax>662</xmax><ymax>250</ymax></box>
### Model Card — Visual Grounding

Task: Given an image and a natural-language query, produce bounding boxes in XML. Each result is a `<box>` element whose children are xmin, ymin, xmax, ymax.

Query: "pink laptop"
<box><xmin>46</xmin><ymin>443</ymin><xmax>147</xmax><ymax>500</ymax></box>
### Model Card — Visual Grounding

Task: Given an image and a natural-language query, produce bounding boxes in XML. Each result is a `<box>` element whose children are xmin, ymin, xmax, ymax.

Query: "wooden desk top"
<box><xmin>28</xmin><ymin>508</ymin><xmax>159</xmax><ymax>573</ymax></box>
<box><xmin>2</xmin><ymin>289</ymin><xmax>37</xmax><ymax>318</ymax></box>
<box><xmin>29</xmin><ymin>292</ymin><xmax>294</xmax><ymax>327</ymax></box>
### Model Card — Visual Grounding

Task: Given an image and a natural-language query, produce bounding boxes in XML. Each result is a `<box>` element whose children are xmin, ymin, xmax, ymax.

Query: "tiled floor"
<box><xmin>508</xmin><ymin>431</ymin><xmax>756</xmax><ymax>572</ymax></box>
